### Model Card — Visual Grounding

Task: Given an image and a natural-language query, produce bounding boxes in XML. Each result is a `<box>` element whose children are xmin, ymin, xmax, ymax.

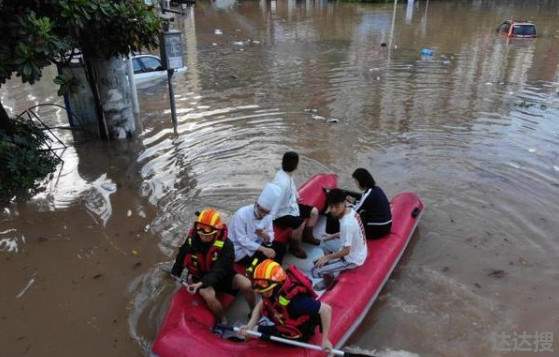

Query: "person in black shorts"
<box><xmin>272</xmin><ymin>152</ymin><xmax>320</xmax><ymax>259</ymax></box>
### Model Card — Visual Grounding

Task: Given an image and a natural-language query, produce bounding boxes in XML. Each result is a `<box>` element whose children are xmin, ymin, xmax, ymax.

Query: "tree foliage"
<box><xmin>0</xmin><ymin>119</ymin><xmax>61</xmax><ymax>201</ymax></box>
<box><xmin>0</xmin><ymin>0</ymin><xmax>161</xmax><ymax>87</ymax></box>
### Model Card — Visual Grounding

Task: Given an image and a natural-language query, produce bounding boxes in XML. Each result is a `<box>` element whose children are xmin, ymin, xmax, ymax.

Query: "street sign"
<box><xmin>160</xmin><ymin>31</ymin><xmax>184</xmax><ymax>70</ymax></box>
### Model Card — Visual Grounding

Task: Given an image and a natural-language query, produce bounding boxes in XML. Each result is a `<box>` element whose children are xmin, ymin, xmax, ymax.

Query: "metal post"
<box><xmin>167</xmin><ymin>69</ymin><xmax>178</xmax><ymax>134</ymax></box>
<box><xmin>127</xmin><ymin>55</ymin><xmax>140</xmax><ymax>115</ymax></box>
<box><xmin>389</xmin><ymin>0</ymin><xmax>398</xmax><ymax>56</ymax></box>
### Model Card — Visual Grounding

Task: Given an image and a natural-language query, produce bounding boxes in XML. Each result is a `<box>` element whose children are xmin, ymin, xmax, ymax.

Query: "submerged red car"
<box><xmin>497</xmin><ymin>19</ymin><xmax>537</xmax><ymax>38</ymax></box>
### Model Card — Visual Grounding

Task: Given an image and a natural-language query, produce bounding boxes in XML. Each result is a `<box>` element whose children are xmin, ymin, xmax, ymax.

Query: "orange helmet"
<box><xmin>252</xmin><ymin>259</ymin><xmax>286</xmax><ymax>293</ymax></box>
<box><xmin>195</xmin><ymin>208</ymin><xmax>223</xmax><ymax>235</ymax></box>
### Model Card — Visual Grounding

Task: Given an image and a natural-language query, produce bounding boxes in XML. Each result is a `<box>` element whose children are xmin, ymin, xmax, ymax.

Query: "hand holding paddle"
<box><xmin>218</xmin><ymin>325</ymin><xmax>375</xmax><ymax>357</ymax></box>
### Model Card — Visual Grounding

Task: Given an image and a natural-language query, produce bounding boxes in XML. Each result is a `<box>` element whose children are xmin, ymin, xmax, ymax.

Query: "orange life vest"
<box><xmin>182</xmin><ymin>225</ymin><xmax>228</xmax><ymax>278</ymax></box>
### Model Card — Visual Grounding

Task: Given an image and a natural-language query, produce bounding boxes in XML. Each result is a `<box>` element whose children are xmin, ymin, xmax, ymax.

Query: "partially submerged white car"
<box><xmin>132</xmin><ymin>54</ymin><xmax>186</xmax><ymax>84</ymax></box>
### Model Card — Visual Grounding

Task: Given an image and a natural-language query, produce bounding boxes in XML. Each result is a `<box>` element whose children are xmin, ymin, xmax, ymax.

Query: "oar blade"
<box><xmin>343</xmin><ymin>352</ymin><xmax>376</xmax><ymax>357</ymax></box>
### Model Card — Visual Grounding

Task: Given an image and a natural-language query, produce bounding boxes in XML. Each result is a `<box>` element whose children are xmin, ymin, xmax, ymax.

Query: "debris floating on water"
<box><xmin>487</xmin><ymin>269</ymin><xmax>506</xmax><ymax>279</ymax></box>
<box><xmin>0</xmin><ymin>229</ymin><xmax>23</xmax><ymax>253</ymax></box>
<box><xmin>312</xmin><ymin>115</ymin><xmax>326</xmax><ymax>121</ymax></box>
<box><xmin>233</xmin><ymin>41</ymin><xmax>244</xmax><ymax>46</ymax></box>
<box><xmin>304</xmin><ymin>108</ymin><xmax>319</xmax><ymax>113</ymax></box>
<box><xmin>127</xmin><ymin>210</ymin><xmax>132</xmax><ymax>217</ymax></box>
<box><xmin>214</xmin><ymin>29</ymin><xmax>223</xmax><ymax>35</ymax></box>
<box><xmin>16</xmin><ymin>276</ymin><xmax>36</xmax><ymax>298</ymax></box>
<box><xmin>327</xmin><ymin>118</ymin><xmax>339</xmax><ymax>124</ymax></box>
<box><xmin>420</xmin><ymin>48</ymin><xmax>434</xmax><ymax>56</ymax></box>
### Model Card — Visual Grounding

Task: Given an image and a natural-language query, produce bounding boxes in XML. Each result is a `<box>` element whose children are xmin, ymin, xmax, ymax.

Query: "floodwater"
<box><xmin>1</xmin><ymin>0</ymin><xmax>559</xmax><ymax>356</ymax></box>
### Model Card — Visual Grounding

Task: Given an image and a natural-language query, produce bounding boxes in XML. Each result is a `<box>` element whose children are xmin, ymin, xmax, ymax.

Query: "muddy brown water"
<box><xmin>1</xmin><ymin>1</ymin><xmax>559</xmax><ymax>356</ymax></box>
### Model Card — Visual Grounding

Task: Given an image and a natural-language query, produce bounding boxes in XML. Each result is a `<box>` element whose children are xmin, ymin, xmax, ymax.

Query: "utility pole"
<box><xmin>160</xmin><ymin>0</ymin><xmax>185</xmax><ymax>134</ymax></box>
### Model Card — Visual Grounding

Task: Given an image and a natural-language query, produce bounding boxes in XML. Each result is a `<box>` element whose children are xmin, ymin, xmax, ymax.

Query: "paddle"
<box><xmin>218</xmin><ymin>325</ymin><xmax>375</xmax><ymax>357</ymax></box>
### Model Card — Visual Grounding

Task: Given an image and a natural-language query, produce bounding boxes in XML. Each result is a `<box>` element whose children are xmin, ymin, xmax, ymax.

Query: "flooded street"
<box><xmin>1</xmin><ymin>0</ymin><xmax>559</xmax><ymax>356</ymax></box>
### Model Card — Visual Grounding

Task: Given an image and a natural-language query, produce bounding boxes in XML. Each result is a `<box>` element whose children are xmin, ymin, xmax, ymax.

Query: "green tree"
<box><xmin>0</xmin><ymin>0</ymin><xmax>161</xmax><ymax>199</ymax></box>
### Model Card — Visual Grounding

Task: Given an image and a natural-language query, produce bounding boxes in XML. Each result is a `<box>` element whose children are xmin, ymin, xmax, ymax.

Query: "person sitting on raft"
<box><xmin>326</xmin><ymin>168</ymin><xmax>392</xmax><ymax>239</ymax></box>
<box><xmin>272</xmin><ymin>151</ymin><xmax>320</xmax><ymax>259</ymax></box>
<box><xmin>241</xmin><ymin>259</ymin><xmax>333</xmax><ymax>352</ymax></box>
<box><xmin>312</xmin><ymin>188</ymin><xmax>368</xmax><ymax>279</ymax></box>
<box><xmin>229</xmin><ymin>183</ymin><xmax>286</xmax><ymax>270</ymax></box>
<box><xmin>171</xmin><ymin>208</ymin><xmax>256</xmax><ymax>328</ymax></box>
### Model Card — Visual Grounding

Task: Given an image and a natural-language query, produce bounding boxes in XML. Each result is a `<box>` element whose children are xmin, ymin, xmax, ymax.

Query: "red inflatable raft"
<box><xmin>152</xmin><ymin>174</ymin><xmax>424</xmax><ymax>356</ymax></box>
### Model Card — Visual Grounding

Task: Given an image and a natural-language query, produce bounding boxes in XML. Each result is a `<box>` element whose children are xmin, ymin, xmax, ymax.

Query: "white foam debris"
<box><xmin>312</xmin><ymin>115</ymin><xmax>326</xmax><ymax>120</ymax></box>
<box><xmin>376</xmin><ymin>76</ymin><xmax>381</xmax><ymax>80</ymax></box>
<box><xmin>0</xmin><ymin>229</ymin><xmax>17</xmax><ymax>235</ymax></box>
<box><xmin>212</xmin><ymin>42</ymin><xmax>218</xmax><ymax>46</ymax></box>
<box><xmin>528</xmin><ymin>148</ymin><xmax>536</xmax><ymax>153</ymax></box>
<box><xmin>327</xmin><ymin>118</ymin><xmax>339</xmax><ymax>124</ymax></box>
<box><xmin>3</xmin><ymin>208</ymin><xmax>10</xmax><ymax>215</ymax></box>
<box><xmin>127</xmin><ymin>209</ymin><xmax>132</xmax><ymax>217</ymax></box>
<box><xmin>16</xmin><ymin>276</ymin><xmax>36</xmax><ymax>298</ymax></box>
<box><xmin>84</xmin><ymin>174</ymin><xmax>117</xmax><ymax>226</ymax></box>
<box><xmin>0</xmin><ymin>229</ymin><xmax>21</xmax><ymax>253</ymax></box>
<box><xmin>138</xmin><ymin>209</ymin><xmax>147</xmax><ymax>218</ymax></box>
<box><xmin>553</xmin><ymin>166</ymin><xmax>559</xmax><ymax>172</ymax></box>
<box><xmin>214</xmin><ymin>29</ymin><xmax>223</xmax><ymax>35</ymax></box>
<box><xmin>252</xmin><ymin>40</ymin><xmax>260</xmax><ymax>44</ymax></box>
<box><xmin>144</xmin><ymin>224</ymin><xmax>151</xmax><ymax>232</ymax></box>
<box><xmin>485</xmin><ymin>82</ymin><xmax>493</xmax><ymax>85</ymax></box>
<box><xmin>0</xmin><ymin>238</ymin><xmax>18</xmax><ymax>253</ymax></box>
<box><xmin>389</xmin><ymin>297</ymin><xmax>419</xmax><ymax>313</ymax></box>
<box><xmin>509</xmin><ymin>162</ymin><xmax>521</xmax><ymax>169</ymax></box>
<box><xmin>233</xmin><ymin>41</ymin><xmax>244</xmax><ymax>46</ymax></box>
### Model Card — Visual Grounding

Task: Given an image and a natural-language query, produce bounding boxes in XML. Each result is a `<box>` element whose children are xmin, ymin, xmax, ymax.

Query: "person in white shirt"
<box><xmin>311</xmin><ymin>188</ymin><xmax>368</xmax><ymax>279</ymax></box>
<box><xmin>272</xmin><ymin>151</ymin><xmax>320</xmax><ymax>259</ymax></box>
<box><xmin>229</xmin><ymin>183</ymin><xmax>286</xmax><ymax>266</ymax></box>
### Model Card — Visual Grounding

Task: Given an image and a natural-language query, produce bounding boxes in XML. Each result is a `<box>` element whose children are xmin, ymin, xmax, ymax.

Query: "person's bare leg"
<box><xmin>292</xmin><ymin>221</ymin><xmax>305</xmax><ymax>241</ymax></box>
<box><xmin>290</xmin><ymin>221</ymin><xmax>307</xmax><ymax>258</ymax></box>
<box><xmin>199</xmin><ymin>286</ymin><xmax>226</xmax><ymax>324</ymax></box>
<box><xmin>232</xmin><ymin>274</ymin><xmax>256</xmax><ymax>310</ymax></box>
<box><xmin>307</xmin><ymin>207</ymin><xmax>319</xmax><ymax>228</ymax></box>
<box><xmin>303</xmin><ymin>207</ymin><xmax>321</xmax><ymax>245</ymax></box>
